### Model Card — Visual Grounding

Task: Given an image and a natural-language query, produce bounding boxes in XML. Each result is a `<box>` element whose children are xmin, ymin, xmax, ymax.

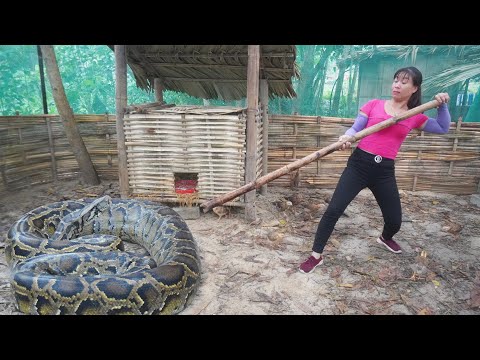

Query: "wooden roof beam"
<box><xmin>147</xmin><ymin>62</ymin><xmax>294</xmax><ymax>72</ymax></box>
<box><xmin>142</xmin><ymin>53</ymin><xmax>295</xmax><ymax>59</ymax></box>
<box><xmin>163</xmin><ymin>78</ymin><xmax>290</xmax><ymax>83</ymax></box>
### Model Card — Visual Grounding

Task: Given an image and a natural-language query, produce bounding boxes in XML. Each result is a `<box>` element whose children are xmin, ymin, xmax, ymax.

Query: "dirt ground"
<box><xmin>1</xmin><ymin>179</ymin><xmax>479</xmax><ymax>315</ymax></box>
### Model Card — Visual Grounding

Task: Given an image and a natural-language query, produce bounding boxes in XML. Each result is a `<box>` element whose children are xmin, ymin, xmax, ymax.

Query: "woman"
<box><xmin>300</xmin><ymin>66</ymin><xmax>451</xmax><ymax>274</ymax></box>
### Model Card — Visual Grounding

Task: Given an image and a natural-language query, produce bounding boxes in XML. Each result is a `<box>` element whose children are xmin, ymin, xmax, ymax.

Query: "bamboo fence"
<box><xmin>267</xmin><ymin>114</ymin><xmax>480</xmax><ymax>195</ymax></box>
<box><xmin>0</xmin><ymin>114</ymin><xmax>117</xmax><ymax>195</ymax></box>
<box><xmin>0</xmin><ymin>112</ymin><xmax>478</xmax><ymax>197</ymax></box>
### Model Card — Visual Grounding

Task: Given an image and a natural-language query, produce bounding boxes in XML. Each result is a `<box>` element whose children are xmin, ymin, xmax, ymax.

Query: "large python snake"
<box><xmin>4</xmin><ymin>195</ymin><xmax>201</xmax><ymax>315</ymax></box>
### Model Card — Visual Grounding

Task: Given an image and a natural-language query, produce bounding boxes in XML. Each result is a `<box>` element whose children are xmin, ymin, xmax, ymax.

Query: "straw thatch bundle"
<box><xmin>108</xmin><ymin>45</ymin><xmax>299</xmax><ymax>101</ymax></box>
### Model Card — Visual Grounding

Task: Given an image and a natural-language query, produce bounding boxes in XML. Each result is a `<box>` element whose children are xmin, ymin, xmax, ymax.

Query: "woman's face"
<box><xmin>391</xmin><ymin>72</ymin><xmax>418</xmax><ymax>101</ymax></box>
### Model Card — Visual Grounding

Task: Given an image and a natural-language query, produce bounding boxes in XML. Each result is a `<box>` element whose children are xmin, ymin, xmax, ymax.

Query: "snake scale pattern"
<box><xmin>5</xmin><ymin>195</ymin><xmax>201</xmax><ymax>315</ymax></box>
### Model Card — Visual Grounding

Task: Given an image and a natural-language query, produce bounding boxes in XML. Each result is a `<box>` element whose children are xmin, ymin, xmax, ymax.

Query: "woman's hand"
<box><xmin>338</xmin><ymin>135</ymin><xmax>353</xmax><ymax>150</ymax></box>
<box><xmin>434</xmin><ymin>92</ymin><xmax>450</xmax><ymax>105</ymax></box>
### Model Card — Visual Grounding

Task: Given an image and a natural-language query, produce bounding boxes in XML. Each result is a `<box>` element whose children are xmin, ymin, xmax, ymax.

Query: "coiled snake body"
<box><xmin>5</xmin><ymin>196</ymin><xmax>201</xmax><ymax>315</ymax></box>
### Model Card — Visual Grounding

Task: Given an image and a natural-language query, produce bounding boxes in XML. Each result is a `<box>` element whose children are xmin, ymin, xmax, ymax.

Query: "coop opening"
<box><xmin>174</xmin><ymin>173</ymin><xmax>199</xmax><ymax>207</ymax></box>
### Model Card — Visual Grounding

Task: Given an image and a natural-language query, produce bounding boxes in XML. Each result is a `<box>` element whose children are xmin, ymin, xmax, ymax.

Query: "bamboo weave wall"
<box><xmin>268</xmin><ymin>114</ymin><xmax>480</xmax><ymax>195</ymax></box>
<box><xmin>0</xmin><ymin>114</ymin><xmax>118</xmax><ymax>195</ymax></box>
<box><xmin>123</xmin><ymin>106</ymin><xmax>263</xmax><ymax>204</ymax></box>
<box><xmin>1</xmin><ymin>113</ymin><xmax>478</xmax><ymax>197</ymax></box>
<box><xmin>256</xmin><ymin>109</ymin><xmax>264</xmax><ymax>180</ymax></box>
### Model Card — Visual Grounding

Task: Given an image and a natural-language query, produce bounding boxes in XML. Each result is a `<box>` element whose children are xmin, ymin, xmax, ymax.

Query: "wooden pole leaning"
<box><xmin>200</xmin><ymin>100</ymin><xmax>441</xmax><ymax>213</ymax></box>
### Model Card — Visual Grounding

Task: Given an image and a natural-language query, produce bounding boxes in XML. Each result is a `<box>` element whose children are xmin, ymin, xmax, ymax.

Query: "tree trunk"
<box><xmin>346</xmin><ymin>64</ymin><xmax>358</xmax><ymax>117</ymax></box>
<box><xmin>294</xmin><ymin>46</ymin><xmax>315</xmax><ymax>114</ymax></box>
<box><xmin>331</xmin><ymin>46</ymin><xmax>350</xmax><ymax>116</ymax></box>
<box><xmin>313</xmin><ymin>46</ymin><xmax>334</xmax><ymax>114</ymax></box>
<box><xmin>40</xmin><ymin>45</ymin><xmax>100</xmax><ymax>185</ymax></box>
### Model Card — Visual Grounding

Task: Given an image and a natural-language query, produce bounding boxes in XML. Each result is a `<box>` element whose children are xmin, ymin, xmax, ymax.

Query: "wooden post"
<box><xmin>37</xmin><ymin>45</ymin><xmax>49</xmax><ymax>115</ymax></box>
<box><xmin>448</xmin><ymin>117</ymin><xmax>462</xmax><ymax>175</ymax></box>
<box><xmin>154</xmin><ymin>78</ymin><xmax>164</xmax><ymax>103</ymax></box>
<box><xmin>0</xmin><ymin>144</ymin><xmax>6</xmax><ymax>189</ymax></box>
<box><xmin>316</xmin><ymin>116</ymin><xmax>321</xmax><ymax>175</ymax></box>
<box><xmin>412</xmin><ymin>130</ymin><xmax>424</xmax><ymax>191</ymax></box>
<box><xmin>115</xmin><ymin>45</ymin><xmax>129</xmax><ymax>198</ymax></box>
<box><xmin>17</xmin><ymin>126</ymin><xmax>31</xmax><ymax>186</ymax></box>
<box><xmin>293</xmin><ymin>122</ymin><xmax>298</xmax><ymax>159</ymax></box>
<box><xmin>45</xmin><ymin>117</ymin><xmax>57</xmax><ymax>181</ymax></box>
<box><xmin>106</xmin><ymin>134</ymin><xmax>112</xmax><ymax>166</ymax></box>
<box><xmin>17</xmin><ymin>127</ymin><xmax>26</xmax><ymax>163</ymax></box>
<box><xmin>259</xmin><ymin>79</ymin><xmax>269</xmax><ymax>195</ymax></box>
<box><xmin>0</xmin><ymin>164</ymin><xmax>6</xmax><ymax>189</ymax></box>
<box><xmin>245</xmin><ymin>45</ymin><xmax>260</xmax><ymax>222</ymax></box>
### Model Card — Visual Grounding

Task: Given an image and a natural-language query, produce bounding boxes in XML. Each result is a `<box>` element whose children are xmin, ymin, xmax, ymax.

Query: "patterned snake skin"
<box><xmin>5</xmin><ymin>195</ymin><xmax>201</xmax><ymax>315</ymax></box>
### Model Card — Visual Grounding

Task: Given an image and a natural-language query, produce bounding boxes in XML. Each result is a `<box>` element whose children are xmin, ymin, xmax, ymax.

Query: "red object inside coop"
<box><xmin>174</xmin><ymin>179</ymin><xmax>198</xmax><ymax>194</ymax></box>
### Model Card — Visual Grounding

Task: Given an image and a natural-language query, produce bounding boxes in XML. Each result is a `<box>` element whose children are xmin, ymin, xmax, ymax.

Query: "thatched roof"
<box><xmin>109</xmin><ymin>45</ymin><xmax>299</xmax><ymax>101</ymax></box>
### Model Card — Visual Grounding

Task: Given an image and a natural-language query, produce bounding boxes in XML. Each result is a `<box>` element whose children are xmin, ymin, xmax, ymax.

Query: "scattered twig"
<box><xmin>195</xmin><ymin>300</ymin><xmax>213</xmax><ymax>315</ymax></box>
<box><xmin>350</xmin><ymin>267</ymin><xmax>379</xmax><ymax>284</ymax></box>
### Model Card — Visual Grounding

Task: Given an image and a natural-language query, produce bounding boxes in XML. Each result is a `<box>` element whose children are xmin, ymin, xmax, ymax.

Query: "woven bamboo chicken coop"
<box><xmin>124</xmin><ymin>105</ymin><xmax>255</xmax><ymax>205</ymax></box>
<box><xmin>112</xmin><ymin>45</ymin><xmax>298</xmax><ymax>215</ymax></box>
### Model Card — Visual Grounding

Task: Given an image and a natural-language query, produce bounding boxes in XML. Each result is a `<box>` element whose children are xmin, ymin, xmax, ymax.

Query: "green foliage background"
<box><xmin>0</xmin><ymin>45</ymin><xmax>478</xmax><ymax>121</ymax></box>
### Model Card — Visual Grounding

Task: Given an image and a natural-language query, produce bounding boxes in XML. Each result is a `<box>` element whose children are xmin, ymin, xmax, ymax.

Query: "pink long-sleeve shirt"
<box><xmin>357</xmin><ymin>99</ymin><xmax>428</xmax><ymax>159</ymax></box>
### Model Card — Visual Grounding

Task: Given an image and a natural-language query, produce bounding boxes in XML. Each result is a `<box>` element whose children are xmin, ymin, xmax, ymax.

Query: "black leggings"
<box><xmin>312</xmin><ymin>148</ymin><xmax>402</xmax><ymax>254</ymax></box>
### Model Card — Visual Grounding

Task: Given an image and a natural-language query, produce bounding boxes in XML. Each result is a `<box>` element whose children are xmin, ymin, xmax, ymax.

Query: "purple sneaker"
<box><xmin>377</xmin><ymin>236</ymin><xmax>402</xmax><ymax>254</ymax></box>
<box><xmin>299</xmin><ymin>255</ymin><xmax>324</xmax><ymax>274</ymax></box>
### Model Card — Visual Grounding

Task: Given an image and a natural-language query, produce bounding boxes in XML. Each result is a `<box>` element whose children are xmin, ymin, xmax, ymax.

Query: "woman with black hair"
<box><xmin>300</xmin><ymin>66</ymin><xmax>451</xmax><ymax>274</ymax></box>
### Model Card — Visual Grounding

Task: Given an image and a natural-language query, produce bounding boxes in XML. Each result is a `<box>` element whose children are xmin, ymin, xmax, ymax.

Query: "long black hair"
<box><xmin>393</xmin><ymin>66</ymin><xmax>423</xmax><ymax>109</ymax></box>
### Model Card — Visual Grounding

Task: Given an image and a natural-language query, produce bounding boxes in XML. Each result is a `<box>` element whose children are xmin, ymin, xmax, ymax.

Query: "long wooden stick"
<box><xmin>200</xmin><ymin>100</ymin><xmax>441</xmax><ymax>212</ymax></box>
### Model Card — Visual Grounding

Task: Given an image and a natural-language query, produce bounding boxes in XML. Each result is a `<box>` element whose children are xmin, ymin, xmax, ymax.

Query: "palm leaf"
<box><xmin>423</xmin><ymin>62</ymin><xmax>480</xmax><ymax>93</ymax></box>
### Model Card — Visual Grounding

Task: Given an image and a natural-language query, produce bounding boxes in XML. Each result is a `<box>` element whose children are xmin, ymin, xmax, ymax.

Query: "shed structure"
<box><xmin>112</xmin><ymin>45</ymin><xmax>298</xmax><ymax>220</ymax></box>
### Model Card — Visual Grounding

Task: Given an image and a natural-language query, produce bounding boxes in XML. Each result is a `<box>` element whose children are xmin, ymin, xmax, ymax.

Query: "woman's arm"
<box><xmin>420</xmin><ymin>103</ymin><xmax>451</xmax><ymax>134</ymax></box>
<box><xmin>345</xmin><ymin>112</ymin><xmax>368</xmax><ymax>136</ymax></box>
<box><xmin>339</xmin><ymin>111</ymin><xmax>368</xmax><ymax>150</ymax></box>
<box><xmin>420</xmin><ymin>93</ymin><xmax>451</xmax><ymax>134</ymax></box>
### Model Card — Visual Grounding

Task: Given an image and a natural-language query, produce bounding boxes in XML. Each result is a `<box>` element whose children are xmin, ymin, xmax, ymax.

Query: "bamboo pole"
<box><xmin>201</xmin><ymin>99</ymin><xmax>442</xmax><ymax>212</ymax></box>
<box><xmin>115</xmin><ymin>45</ymin><xmax>130</xmax><ymax>198</ymax></box>
<box><xmin>154</xmin><ymin>78</ymin><xmax>164</xmax><ymax>103</ymax></box>
<box><xmin>412</xmin><ymin>129</ymin><xmax>423</xmax><ymax>191</ymax></box>
<box><xmin>0</xmin><ymin>144</ymin><xmax>7</xmax><ymax>189</ymax></box>
<box><xmin>448</xmin><ymin>117</ymin><xmax>462</xmax><ymax>175</ymax></box>
<box><xmin>45</xmin><ymin>117</ymin><xmax>57</xmax><ymax>181</ymax></box>
<box><xmin>316</xmin><ymin>116</ymin><xmax>321</xmax><ymax>175</ymax></box>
